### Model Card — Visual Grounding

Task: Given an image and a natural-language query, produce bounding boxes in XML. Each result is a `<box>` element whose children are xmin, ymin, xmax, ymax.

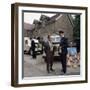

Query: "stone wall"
<box><xmin>32</xmin><ymin>14</ymin><xmax>73</xmax><ymax>42</ymax></box>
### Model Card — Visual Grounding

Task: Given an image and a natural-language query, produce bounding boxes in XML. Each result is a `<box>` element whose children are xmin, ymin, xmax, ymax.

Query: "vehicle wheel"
<box><xmin>41</xmin><ymin>50</ymin><xmax>43</xmax><ymax>54</ymax></box>
<box><xmin>24</xmin><ymin>50</ymin><xmax>26</xmax><ymax>54</ymax></box>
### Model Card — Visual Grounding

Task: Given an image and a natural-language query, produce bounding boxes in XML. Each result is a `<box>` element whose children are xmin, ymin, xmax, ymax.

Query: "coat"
<box><xmin>60</xmin><ymin>37</ymin><xmax>68</xmax><ymax>54</ymax></box>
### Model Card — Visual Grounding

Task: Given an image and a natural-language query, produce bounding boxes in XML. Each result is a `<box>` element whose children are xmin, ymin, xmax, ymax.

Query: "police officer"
<box><xmin>59</xmin><ymin>31</ymin><xmax>68</xmax><ymax>74</ymax></box>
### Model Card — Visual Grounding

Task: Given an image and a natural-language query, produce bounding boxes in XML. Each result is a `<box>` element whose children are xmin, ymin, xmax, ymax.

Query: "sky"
<box><xmin>24</xmin><ymin>12</ymin><xmax>76</xmax><ymax>24</ymax></box>
<box><xmin>24</xmin><ymin>12</ymin><xmax>56</xmax><ymax>24</ymax></box>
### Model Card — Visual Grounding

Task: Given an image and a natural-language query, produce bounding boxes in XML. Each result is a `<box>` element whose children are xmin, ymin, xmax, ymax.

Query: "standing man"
<box><xmin>44</xmin><ymin>35</ymin><xmax>55</xmax><ymax>73</ymax></box>
<box><xmin>59</xmin><ymin>31</ymin><xmax>68</xmax><ymax>74</ymax></box>
<box><xmin>31</xmin><ymin>38</ymin><xmax>36</xmax><ymax>59</ymax></box>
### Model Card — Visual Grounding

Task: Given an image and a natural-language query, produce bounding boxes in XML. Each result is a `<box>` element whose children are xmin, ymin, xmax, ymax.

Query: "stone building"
<box><xmin>24</xmin><ymin>23</ymin><xmax>34</xmax><ymax>37</ymax></box>
<box><xmin>32</xmin><ymin>14</ymin><xmax>74</xmax><ymax>42</ymax></box>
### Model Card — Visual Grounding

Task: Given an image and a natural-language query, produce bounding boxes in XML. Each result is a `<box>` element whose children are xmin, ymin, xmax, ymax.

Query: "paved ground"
<box><xmin>24</xmin><ymin>54</ymin><xmax>80</xmax><ymax>77</ymax></box>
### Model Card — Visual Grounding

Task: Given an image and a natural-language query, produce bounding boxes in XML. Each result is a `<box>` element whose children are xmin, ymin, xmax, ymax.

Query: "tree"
<box><xmin>73</xmin><ymin>15</ymin><xmax>80</xmax><ymax>40</ymax></box>
<box><xmin>73</xmin><ymin>15</ymin><xmax>80</xmax><ymax>52</ymax></box>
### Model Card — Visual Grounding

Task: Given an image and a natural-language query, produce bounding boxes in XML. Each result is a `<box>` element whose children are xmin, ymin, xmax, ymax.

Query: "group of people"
<box><xmin>44</xmin><ymin>31</ymin><xmax>68</xmax><ymax>74</ymax></box>
<box><xmin>30</xmin><ymin>30</ymin><xmax>80</xmax><ymax>74</ymax></box>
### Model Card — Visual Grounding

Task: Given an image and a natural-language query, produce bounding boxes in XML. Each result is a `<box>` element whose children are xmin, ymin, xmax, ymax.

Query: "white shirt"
<box><xmin>48</xmin><ymin>40</ymin><xmax>53</xmax><ymax>51</ymax></box>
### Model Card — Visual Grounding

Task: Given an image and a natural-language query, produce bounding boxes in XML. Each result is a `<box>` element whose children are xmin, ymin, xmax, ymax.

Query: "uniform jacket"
<box><xmin>60</xmin><ymin>37</ymin><xmax>68</xmax><ymax>54</ymax></box>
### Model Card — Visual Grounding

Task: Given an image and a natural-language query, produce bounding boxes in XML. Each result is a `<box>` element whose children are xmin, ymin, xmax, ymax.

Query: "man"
<box><xmin>44</xmin><ymin>35</ymin><xmax>55</xmax><ymax>73</ymax></box>
<box><xmin>59</xmin><ymin>31</ymin><xmax>68</xmax><ymax>74</ymax></box>
<box><xmin>31</xmin><ymin>38</ymin><xmax>36</xmax><ymax>59</ymax></box>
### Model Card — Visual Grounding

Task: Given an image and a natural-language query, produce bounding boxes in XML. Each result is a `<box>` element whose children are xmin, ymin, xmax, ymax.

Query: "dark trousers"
<box><xmin>32</xmin><ymin>49</ymin><xmax>36</xmax><ymax>59</ymax></box>
<box><xmin>61</xmin><ymin>53</ymin><xmax>67</xmax><ymax>73</ymax></box>
<box><xmin>46</xmin><ymin>51</ymin><xmax>53</xmax><ymax>72</ymax></box>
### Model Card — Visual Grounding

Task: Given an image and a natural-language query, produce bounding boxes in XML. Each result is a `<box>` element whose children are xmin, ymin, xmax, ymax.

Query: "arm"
<box><xmin>60</xmin><ymin>38</ymin><xmax>68</xmax><ymax>48</ymax></box>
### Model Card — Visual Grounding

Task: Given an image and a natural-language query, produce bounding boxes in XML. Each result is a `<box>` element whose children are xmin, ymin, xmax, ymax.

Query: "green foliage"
<box><xmin>73</xmin><ymin>15</ymin><xmax>80</xmax><ymax>40</ymax></box>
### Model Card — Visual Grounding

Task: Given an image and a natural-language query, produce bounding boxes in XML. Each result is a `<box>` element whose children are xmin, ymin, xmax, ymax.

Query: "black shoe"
<box><xmin>63</xmin><ymin>71</ymin><xmax>66</xmax><ymax>74</ymax></box>
<box><xmin>50</xmin><ymin>68</ymin><xmax>55</xmax><ymax>72</ymax></box>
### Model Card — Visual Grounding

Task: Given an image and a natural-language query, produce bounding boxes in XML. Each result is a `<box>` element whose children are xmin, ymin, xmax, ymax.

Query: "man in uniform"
<box><xmin>59</xmin><ymin>31</ymin><xmax>68</xmax><ymax>74</ymax></box>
